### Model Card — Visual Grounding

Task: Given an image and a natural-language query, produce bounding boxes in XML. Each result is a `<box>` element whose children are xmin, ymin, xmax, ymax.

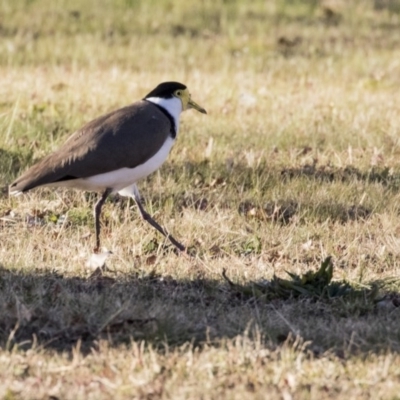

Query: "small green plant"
<box><xmin>223</xmin><ymin>257</ymin><xmax>390</xmax><ymax>304</ymax></box>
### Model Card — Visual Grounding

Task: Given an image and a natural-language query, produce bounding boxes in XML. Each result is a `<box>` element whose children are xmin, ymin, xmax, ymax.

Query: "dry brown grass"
<box><xmin>2</xmin><ymin>0</ymin><xmax>400</xmax><ymax>398</ymax></box>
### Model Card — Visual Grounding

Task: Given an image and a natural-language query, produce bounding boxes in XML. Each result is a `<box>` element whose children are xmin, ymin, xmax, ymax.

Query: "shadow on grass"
<box><xmin>1</xmin><ymin>261</ymin><xmax>400</xmax><ymax>357</ymax></box>
<box><xmin>160</xmin><ymin>160</ymin><xmax>400</xmax><ymax>199</ymax></box>
<box><xmin>140</xmin><ymin>161</ymin><xmax>396</xmax><ymax>224</ymax></box>
<box><xmin>280</xmin><ymin>163</ymin><xmax>400</xmax><ymax>189</ymax></box>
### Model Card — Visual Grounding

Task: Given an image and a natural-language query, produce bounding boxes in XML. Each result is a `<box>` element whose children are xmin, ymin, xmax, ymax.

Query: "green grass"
<box><xmin>2</xmin><ymin>0</ymin><xmax>400</xmax><ymax>398</ymax></box>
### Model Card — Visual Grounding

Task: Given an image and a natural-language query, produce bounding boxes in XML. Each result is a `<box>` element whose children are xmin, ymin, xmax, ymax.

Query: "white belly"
<box><xmin>54</xmin><ymin>136</ymin><xmax>175</xmax><ymax>192</ymax></box>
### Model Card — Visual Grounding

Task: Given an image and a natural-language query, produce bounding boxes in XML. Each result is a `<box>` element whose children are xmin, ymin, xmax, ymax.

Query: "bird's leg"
<box><xmin>93</xmin><ymin>188</ymin><xmax>112</xmax><ymax>253</ymax></box>
<box><xmin>133</xmin><ymin>196</ymin><xmax>186</xmax><ymax>253</ymax></box>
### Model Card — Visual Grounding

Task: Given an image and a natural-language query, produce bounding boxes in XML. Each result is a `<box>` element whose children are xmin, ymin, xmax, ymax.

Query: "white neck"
<box><xmin>146</xmin><ymin>97</ymin><xmax>183</xmax><ymax>133</ymax></box>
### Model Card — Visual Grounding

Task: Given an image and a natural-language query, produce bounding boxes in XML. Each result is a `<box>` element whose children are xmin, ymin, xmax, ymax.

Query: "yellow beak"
<box><xmin>188</xmin><ymin>98</ymin><xmax>207</xmax><ymax>114</ymax></box>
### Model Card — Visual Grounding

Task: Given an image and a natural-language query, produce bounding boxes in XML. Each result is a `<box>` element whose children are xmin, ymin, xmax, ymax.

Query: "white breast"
<box><xmin>146</xmin><ymin>96</ymin><xmax>182</xmax><ymax>133</ymax></box>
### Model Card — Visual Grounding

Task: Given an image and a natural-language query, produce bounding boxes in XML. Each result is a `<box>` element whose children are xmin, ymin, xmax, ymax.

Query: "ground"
<box><xmin>1</xmin><ymin>0</ymin><xmax>400</xmax><ymax>399</ymax></box>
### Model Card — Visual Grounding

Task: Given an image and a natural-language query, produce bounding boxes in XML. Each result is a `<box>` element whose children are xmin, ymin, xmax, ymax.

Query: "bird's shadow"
<box><xmin>1</xmin><ymin>264</ymin><xmax>400</xmax><ymax>358</ymax></box>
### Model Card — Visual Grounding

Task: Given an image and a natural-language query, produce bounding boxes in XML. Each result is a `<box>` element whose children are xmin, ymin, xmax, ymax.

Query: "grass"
<box><xmin>2</xmin><ymin>0</ymin><xmax>400</xmax><ymax>398</ymax></box>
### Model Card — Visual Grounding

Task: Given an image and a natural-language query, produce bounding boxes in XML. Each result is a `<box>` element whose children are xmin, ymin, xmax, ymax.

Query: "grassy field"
<box><xmin>2</xmin><ymin>0</ymin><xmax>400</xmax><ymax>398</ymax></box>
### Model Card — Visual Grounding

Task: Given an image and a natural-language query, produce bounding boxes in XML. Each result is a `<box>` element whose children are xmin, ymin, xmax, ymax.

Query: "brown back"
<box><xmin>10</xmin><ymin>100</ymin><xmax>173</xmax><ymax>192</ymax></box>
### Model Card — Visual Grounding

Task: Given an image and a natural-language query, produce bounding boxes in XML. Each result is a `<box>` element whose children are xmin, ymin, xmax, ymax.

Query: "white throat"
<box><xmin>146</xmin><ymin>96</ymin><xmax>183</xmax><ymax>133</ymax></box>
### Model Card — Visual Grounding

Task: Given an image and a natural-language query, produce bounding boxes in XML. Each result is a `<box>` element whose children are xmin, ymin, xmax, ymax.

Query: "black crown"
<box><xmin>144</xmin><ymin>82</ymin><xmax>187</xmax><ymax>99</ymax></box>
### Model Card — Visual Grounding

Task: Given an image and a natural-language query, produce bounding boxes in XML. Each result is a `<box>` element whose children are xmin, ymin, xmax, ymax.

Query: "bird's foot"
<box><xmin>87</xmin><ymin>248</ymin><xmax>113</xmax><ymax>269</ymax></box>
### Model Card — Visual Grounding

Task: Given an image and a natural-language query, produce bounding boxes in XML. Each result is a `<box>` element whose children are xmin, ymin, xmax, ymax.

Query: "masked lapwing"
<box><xmin>9</xmin><ymin>81</ymin><xmax>206</xmax><ymax>253</ymax></box>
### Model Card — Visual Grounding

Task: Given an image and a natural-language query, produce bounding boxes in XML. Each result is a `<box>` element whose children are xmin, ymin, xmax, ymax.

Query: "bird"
<box><xmin>9</xmin><ymin>81</ymin><xmax>207</xmax><ymax>253</ymax></box>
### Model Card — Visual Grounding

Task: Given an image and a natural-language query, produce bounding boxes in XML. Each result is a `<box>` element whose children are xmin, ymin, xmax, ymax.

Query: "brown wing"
<box><xmin>10</xmin><ymin>100</ymin><xmax>173</xmax><ymax>193</ymax></box>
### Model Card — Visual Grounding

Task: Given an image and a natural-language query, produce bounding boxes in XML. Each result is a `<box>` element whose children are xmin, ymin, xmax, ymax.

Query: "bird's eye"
<box><xmin>176</xmin><ymin>91</ymin><xmax>182</xmax><ymax>96</ymax></box>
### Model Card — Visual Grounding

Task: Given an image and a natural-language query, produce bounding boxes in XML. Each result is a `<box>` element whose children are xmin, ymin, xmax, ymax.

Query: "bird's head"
<box><xmin>144</xmin><ymin>82</ymin><xmax>207</xmax><ymax>114</ymax></box>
